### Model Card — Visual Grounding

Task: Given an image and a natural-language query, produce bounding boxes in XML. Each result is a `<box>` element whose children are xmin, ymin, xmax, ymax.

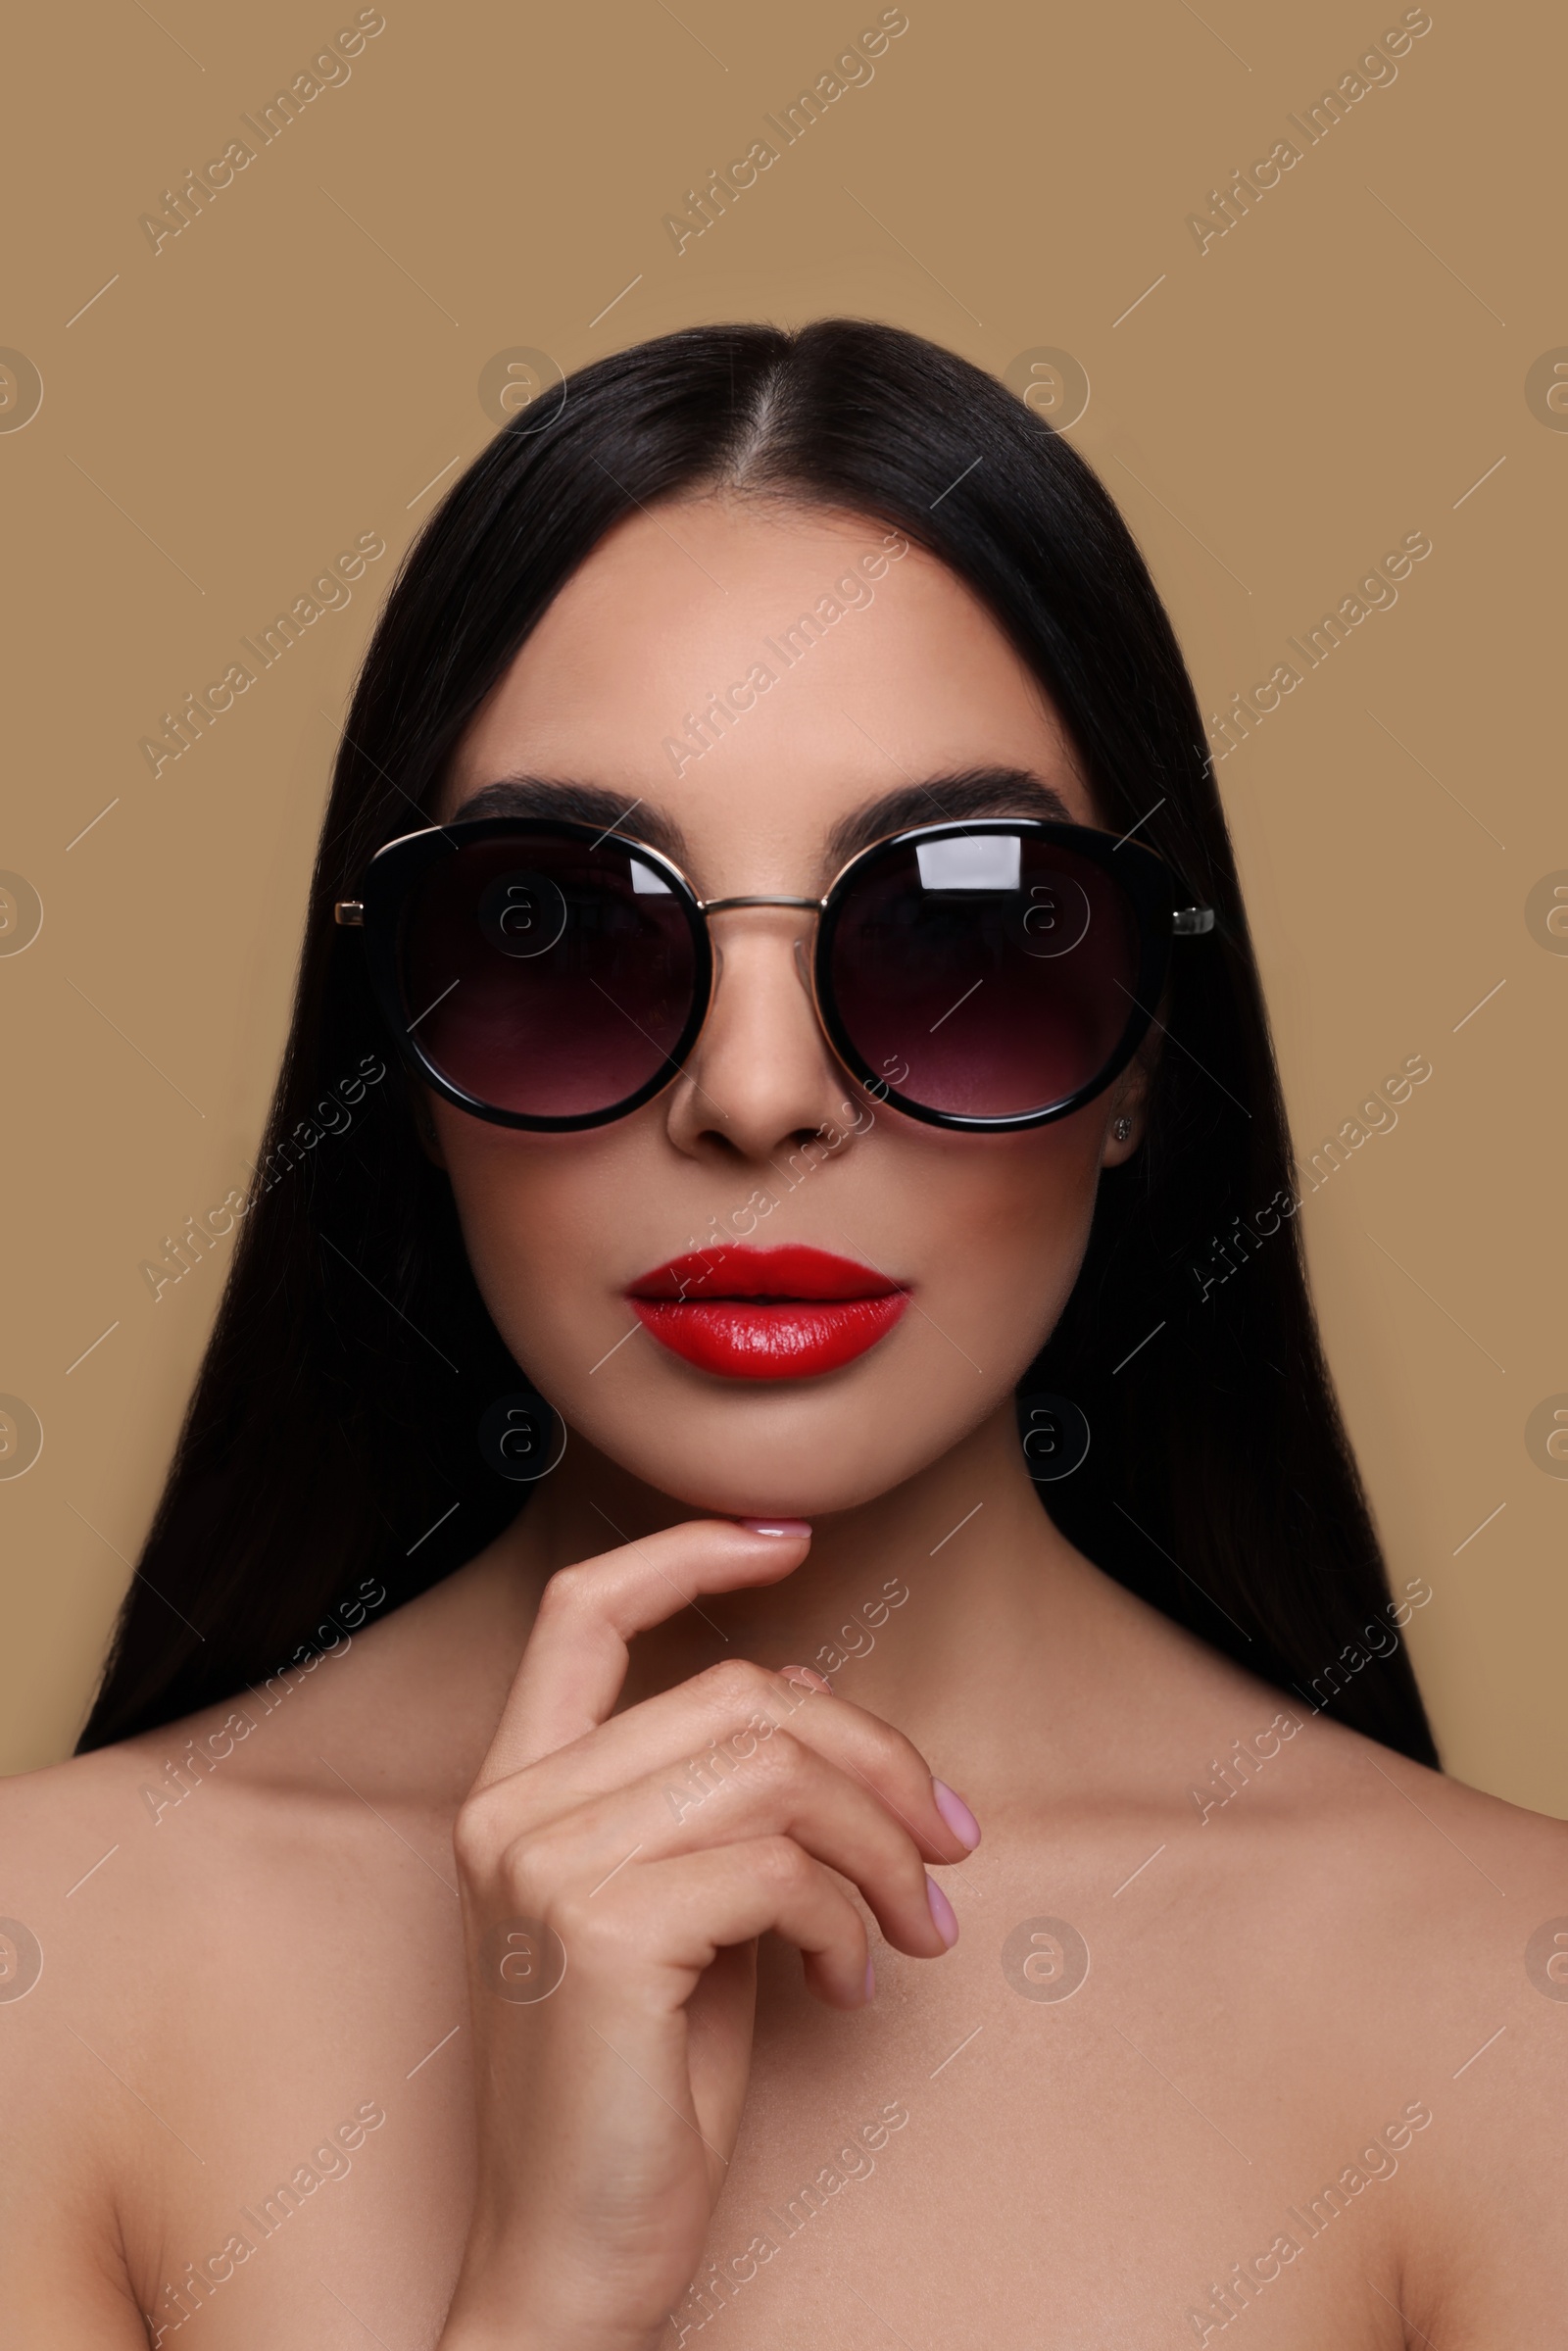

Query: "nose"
<box><xmin>662</xmin><ymin>907</ymin><xmax>858</xmax><ymax>1165</ymax></box>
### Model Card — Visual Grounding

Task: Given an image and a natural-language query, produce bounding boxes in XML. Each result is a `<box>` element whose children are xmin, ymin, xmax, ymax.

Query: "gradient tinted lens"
<box><xmin>400</xmin><ymin>834</ymin><xmax>699</xmax><ymax>1118</ymax></box>
<box><xmin>826</xmin><ymin>831</ymin><xmax>1143</xmax><ymax>1119</ymax></box>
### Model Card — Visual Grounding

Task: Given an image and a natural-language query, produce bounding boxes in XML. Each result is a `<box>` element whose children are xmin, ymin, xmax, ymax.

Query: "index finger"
<box><xmin>473</xmin><ymin>1517</ymin><xmax>811</xmax><ymax>1788</ymax></box>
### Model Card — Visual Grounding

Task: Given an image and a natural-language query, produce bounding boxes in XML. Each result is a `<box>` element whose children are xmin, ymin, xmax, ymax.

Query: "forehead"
<box><xmin>439</xmin><ymin>498</ymin><xmax>1095</xmax><ymax>872</ymax></box>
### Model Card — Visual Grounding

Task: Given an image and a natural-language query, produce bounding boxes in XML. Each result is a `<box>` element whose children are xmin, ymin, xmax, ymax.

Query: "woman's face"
<box><xmin>428</xmin><ymin>497</ymin><xmax>1149</xmax><ymax>1520</ymax></box>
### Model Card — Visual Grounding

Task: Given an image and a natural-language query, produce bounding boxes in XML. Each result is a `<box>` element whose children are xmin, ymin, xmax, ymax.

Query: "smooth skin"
<box><xmin>1</xmin><ymin>499</ymin><xmax>1563</xmax><ymax>2349</ymax></box>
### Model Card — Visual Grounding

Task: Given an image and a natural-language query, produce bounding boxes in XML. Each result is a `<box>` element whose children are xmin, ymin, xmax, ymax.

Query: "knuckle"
<box><xmin>859</xmin><ymin>1712</ymin><xmax>925</xmax><ymax>1784</ymax></box>
<box><xmin>495</xmin><ymin>1828</ymin><xmax>568</xmax><ymax>1915</ymax></box>
<box><xmin>537</xmin><ymin>1561</ymin><xmax>595</xmax><ymax>1620</ymax></box>
<box><xmin>693</xmin><ymin>1656</ymin><xmax>773</xmax><ymax>1713</ymax></box>
<box><xmin>704</xmin><ymin>1724</ymin><xmax>804</xmax><ymax>1801</ymax></box>
<box><xmin>746</xmin><ymin>1726</ymin><xmax>804</xmax><ymax>1781</ymax></box>
<box><xmin>453</xmin><ymin>1784</ymin><xmax>515</xmax><ymax>1878</ymax></box>
<box><xmin>751</xmin><ymin>1835</ymin><xmax>816</xmax><ymax>1896</ymax></box>
<box><xmin>549</xmin><ymin>1887</ymin><xmax>634</xmax><ymax>1971</ymax></box>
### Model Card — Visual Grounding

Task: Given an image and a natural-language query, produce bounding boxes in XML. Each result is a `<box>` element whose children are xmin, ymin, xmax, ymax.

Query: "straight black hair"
<box><xmin>78</xmin><ymin>318</ymin><xmax>1438</xmax><ymax>1766</ymax></box>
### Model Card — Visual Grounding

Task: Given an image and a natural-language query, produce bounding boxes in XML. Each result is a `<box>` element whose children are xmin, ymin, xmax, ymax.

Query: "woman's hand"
<box><xmin>436</xmin><ymin>1518</ymin><xmax>975</xmax><ymax>2351</ymax></box>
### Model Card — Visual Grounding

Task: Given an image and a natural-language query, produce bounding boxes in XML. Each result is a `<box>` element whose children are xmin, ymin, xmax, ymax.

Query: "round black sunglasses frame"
<box><xmin>335</xmin><ymin>814</ymin><xmax>1213</xmax><ymax>1135</ymax></box>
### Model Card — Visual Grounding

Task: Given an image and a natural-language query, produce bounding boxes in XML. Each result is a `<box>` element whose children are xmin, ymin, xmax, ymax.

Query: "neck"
<box><xmin>484</xmin><ymin>1400</ymin><xmax>1103</xmax><ymax>1756</ymax></box>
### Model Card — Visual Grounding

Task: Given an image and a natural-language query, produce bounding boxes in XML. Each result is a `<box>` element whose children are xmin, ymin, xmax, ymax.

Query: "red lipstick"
<box><xmin>625</xmin><ymin>1244</ymin><xmax>908</xmax><ymax>1381</ymax></box>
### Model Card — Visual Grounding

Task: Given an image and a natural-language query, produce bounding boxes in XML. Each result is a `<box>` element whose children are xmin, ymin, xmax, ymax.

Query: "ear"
<box><xmin>405</xmin><ymin>1074</ymin><xmax>448</xmax><ymax>1170</ymax></box>
<box><xmin>1100</xmin><ymin>1031</ymin><xmax>1159</xmax><ymax>1168</ymax></box>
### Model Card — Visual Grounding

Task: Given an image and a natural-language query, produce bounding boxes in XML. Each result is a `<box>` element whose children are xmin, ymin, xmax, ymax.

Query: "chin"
<box><xmin>601</xmin><ymin>1434</ymin><xmax>908</xmax><ymax>1523</ymax></box>
<box><xmin>561</xmin><ymin>1360</ymin><xmax>998</xmax><ymax>1524</ymax></box>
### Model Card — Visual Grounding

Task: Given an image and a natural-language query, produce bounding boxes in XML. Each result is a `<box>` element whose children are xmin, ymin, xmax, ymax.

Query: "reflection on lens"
<box><xmin>403</xmin><ymin>835</ymin><xmax>698</xmax><ymax>1119</ymax></box>
<box><xmin>826</xmin><ymin>831</ymin><xmax>1140</xmax><ymax>1120</ymax></box>
<box><xmin>477</xmin><ymin>869</ymin><xmax>568</xmax><ymax>958</ymax></box>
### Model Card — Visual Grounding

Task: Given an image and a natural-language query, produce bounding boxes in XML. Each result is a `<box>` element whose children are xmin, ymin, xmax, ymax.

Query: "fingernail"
<box><xmin>926</xmin><ymin>1876</ymin><xmax>959</xmax><ymax>1948</ymax></box>
<box><xmin>863</xmin><ymin>1955</ymin><xmax>876</xmax><ymax>2003</ymax></box>
<box><xmin>931</xmin><ymin>1778</ymin><xmax>981</xmax><ymax>1850</ymax></box>
<box><xmin>781</xmin><ymin>1664</ymin><xmax>834</xmax><ymax>1694</ymax></box>
<box><xmin>740</xmin><ymin>1518</ymin><xmax>812</xmax><ymax>1537</ymax></box>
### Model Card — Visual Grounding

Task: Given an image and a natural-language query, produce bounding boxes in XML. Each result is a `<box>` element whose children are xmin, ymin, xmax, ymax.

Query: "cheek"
<box><xmin>916</xmin><ymin>1115</ymin><xmax>1105</xmax><ymax>1327</ymax></box>
<box><xmin>432</xmin><ymin>1111</ymin><xmax>634</xmax><ymax>1356</ymax></box>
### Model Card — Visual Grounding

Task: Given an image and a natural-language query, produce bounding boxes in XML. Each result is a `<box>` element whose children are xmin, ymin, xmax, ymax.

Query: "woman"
<box><xmin>3</xmin><ymin>320</ymin><xmax>1560</xmax><ymax>2346</ymax></box>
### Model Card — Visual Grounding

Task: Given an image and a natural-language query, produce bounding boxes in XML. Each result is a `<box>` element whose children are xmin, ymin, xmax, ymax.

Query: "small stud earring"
<box><xmin>1112</xmin><ymin>1115</ymin><xmax>1132</xmax><ymax>1143</ymax></box>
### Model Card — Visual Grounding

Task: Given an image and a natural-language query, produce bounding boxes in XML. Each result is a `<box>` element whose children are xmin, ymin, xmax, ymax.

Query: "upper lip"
<box><xmin>626</xmin><ymin>1244</ymin><xmax>903</xmax><ymax>1302</ymax></box>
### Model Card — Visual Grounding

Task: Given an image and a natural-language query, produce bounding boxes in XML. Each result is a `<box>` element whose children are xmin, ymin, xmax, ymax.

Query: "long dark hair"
<box><xmin>78</xmin><ymin>318</ymin><xmax>1438</xmax><ymax>1766</ymax></box>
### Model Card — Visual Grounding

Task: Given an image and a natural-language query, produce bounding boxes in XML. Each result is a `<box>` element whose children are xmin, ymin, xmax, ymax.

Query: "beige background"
<box><xmin>3</xmin><ymin>0</ymin><xmax>1562</xmax><ymax>1807</ymax></box>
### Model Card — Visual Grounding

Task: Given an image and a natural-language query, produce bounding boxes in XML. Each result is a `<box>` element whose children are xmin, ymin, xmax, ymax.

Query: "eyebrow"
<box><xmin>447</xmin><ymin>765</ymin><xmax>1077</xmax><ymax>887</ymax></box>
<box><xmin>446</xmin><ymin>778</ymin><xmax>693</xmax><ymax>864</ymax></box>
<box><xmin>822</xmin><ymin>769</ymin><xmax>1075</xmax><ymax>869</ymax></box>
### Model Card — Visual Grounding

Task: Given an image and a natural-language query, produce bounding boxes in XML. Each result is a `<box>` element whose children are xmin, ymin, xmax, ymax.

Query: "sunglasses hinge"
<box><xmin>334</xmin><ymin>900</ymin><xmax>366</xmax><ymax>926</ymax></box>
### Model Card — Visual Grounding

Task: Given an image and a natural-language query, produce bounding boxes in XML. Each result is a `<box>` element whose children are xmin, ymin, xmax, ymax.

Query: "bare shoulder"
<box><xmin>1146</xmin><ymin>1646</ymin><xmax>1568</xmax><ymax>2341</ymax></box>
<box><xmin>1291</xmin><ymin>1718</ymin><xmax>1568</xmax><ymax>2336</ymax></box>
<box><xmin>0</xmin><ymin>1727</ymin><xmax>179</xmax><ymax>2007</ymax></box>
<box><xmin>0</xmin><ymin>1576</ymin><xmax>497</xmax><ymax>2346</ymax></box>
<box><xmin>0</xmin><ymin>1734</ymin><xmax>202</xmax><ymax>2344</ymax></box>
<box><xmin>0</xmin><ymin>1711</ymin><xmax>310</xmax><ymax>2115</ymax></box>
<box><xmin>1236</xmin><ymin>1678</ymin><xmax>1568</xmax><ymax>1897</ymax></box>
<box><xmin>1084</xmin><ymin>1557</ymin><xmax>1568</xmax><ymax>1935</ymax></box>
<box><xmin>1129</xmin><ymin>1600</ymin><xmax>1568</xmax><ymax>2025</ymax></box>
<box><xmin>1227</xmin><ymin>1680</ymin><xmax>1568</xmax><ymax>1955</ymax></box>
<box><xmin>0</xmin><ymin>1543</ymin><xmax>526</xmax><ymax>2040</ymax></box>
<box><xmin>0</xmin><ymin>1566</ymin><xmax>491</xmax><ymax>2007</ymax></box>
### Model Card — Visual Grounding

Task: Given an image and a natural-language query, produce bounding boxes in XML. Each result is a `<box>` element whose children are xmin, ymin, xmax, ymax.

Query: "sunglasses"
<box><xmin>334</xmin><ymin>815</ymin><xmax>1213</xmax><ymax>1134</ymax></box>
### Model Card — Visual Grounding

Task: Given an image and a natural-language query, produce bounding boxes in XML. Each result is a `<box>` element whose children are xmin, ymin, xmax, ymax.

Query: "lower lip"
<box><xmin>627</xmin><ymin>1293</ymin><xmax>908</xmax><ymax>1381</ymax></box>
